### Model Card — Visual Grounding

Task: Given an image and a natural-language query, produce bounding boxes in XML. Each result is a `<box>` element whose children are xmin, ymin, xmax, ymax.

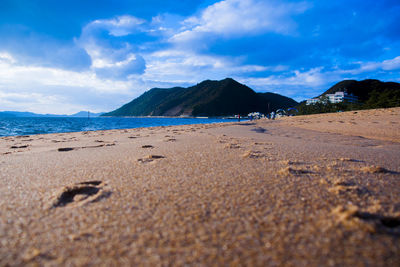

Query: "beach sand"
<box><xmin>1</xmin><ymin>107</ymin><xmax>399</xmax><ymax>266</ymax></box>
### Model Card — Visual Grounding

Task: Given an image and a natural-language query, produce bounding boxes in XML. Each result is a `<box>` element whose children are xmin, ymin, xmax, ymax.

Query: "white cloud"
<box><xmin>1</xmin><ymin>35</ymin><xmax>92</xmax><ymax>71</ymax></box>
<box><xmin>382</xmin><ymin>56</ymin><xmax>400</xmax><ymax>70</ymax></box>
<box><xmin>144</xmin><ymin>50</ymin><xmax>226</xmax><ymax>83</ymax></box>
<box><xmin>0</xmin><ymin>60</ymin><xmax>132</xmax><ymax>93</ymax></box>
<box><xmin>243</xmin><ymin>68</ymin><xmax>328</xmax><ymax>87</ymax></box>
<box><xmin>78</xmin><ymin>15</ymin><xmax>147</xmax><ymax>80</ymax></box>
<box><xmin>89</xmin><ymin>15</ymin><xmax>145</xmax><ymax>37</ymax></box>
<box><xmin>91</xmin><ymin>50</ymin><xmax>146</xmax><ymax>80</ymax></box>
<box><xmin>0</xmin><ymin>52</ymin><xmax>16</xmax><ymax>64</ymax></box>
<box><xmin>0</xmin><ymin>91</ymin><xmax>67</xmax><ymax>112</ymax></box>
<box><xmin>170</xmin><ymin>0</ymin><xmax>310</xmax><ymax>44</ymax></box>
<box><xmin>239</xmin><ymin>67</ymin><xmax>344</xmax><ymax>101</ymax></box>
<box><xmin>0</xmin><ymin>53</ymin><xmax>149</xmax><ymax>114</ymax></box>
<box><xmin>338</xmin><ymin>56</ymin><xmax>400</xmax><ymax>75</ymax></box>
<box><xmin>143</xmin><ymin>49</ymin><xmax>274</xmax><ymax>84</ymax></box>
<box><xmin>149</xmin><ymin>14</ymin><xmax>186</xmax><ymax>37</ymax></box>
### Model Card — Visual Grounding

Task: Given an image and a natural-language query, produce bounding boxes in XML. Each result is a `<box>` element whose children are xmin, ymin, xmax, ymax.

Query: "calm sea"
<box><xmin>0</xmin><ymin>117</ymin><xmax>236</xmax><ymax>137</ymax></box>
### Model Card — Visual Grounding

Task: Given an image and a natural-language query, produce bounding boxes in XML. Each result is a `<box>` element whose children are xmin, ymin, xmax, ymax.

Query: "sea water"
<box><xmin>0</xmin><ymin>117</ymin><xmax>236</xmax><ymax>137</ymax></box>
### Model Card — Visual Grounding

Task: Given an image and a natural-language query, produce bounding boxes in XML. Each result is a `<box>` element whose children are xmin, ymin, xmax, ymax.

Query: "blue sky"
<box><xmin>0</xmin><ymin>0</ymin><xmax>399</xmax><ymax>114</ymax></box>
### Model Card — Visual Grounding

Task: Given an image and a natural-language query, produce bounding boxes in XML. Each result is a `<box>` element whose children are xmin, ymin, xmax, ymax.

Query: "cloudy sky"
<box><xmin>0</xmin><ymin>0</ymin><xmax>399</xmax><ymax>114</ymax></box>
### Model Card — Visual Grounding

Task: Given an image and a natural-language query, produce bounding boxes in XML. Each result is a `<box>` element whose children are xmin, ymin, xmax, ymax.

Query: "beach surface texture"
<box><xmin>1</xmin><ymin>108</ymin><xmax>400</xmax><ymax>266</ymax></box>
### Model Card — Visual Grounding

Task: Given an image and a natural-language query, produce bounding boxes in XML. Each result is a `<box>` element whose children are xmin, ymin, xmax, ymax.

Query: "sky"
<box><xmin>0</xmin><ymin>0</ymin><xmax>399</xmax><ymax>114</ymax></box>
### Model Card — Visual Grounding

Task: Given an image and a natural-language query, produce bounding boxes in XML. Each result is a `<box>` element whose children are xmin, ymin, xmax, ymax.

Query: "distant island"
<box><xmin>102</xmin><ymin>78</ymin><xmax>298</xmax><ymax>117</ymax></box>
<box><xmin>0</xmin><ymin>111</ymin><xmax>104</xmax><ymax>118</ymax></box>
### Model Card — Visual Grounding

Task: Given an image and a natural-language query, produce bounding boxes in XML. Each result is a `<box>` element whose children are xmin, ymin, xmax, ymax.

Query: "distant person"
<box><xmin>238</xmin><ymin>114</ymin><xmax>240</xmax><ymax>122</ymax></box>
<box><xmin>271</xmin><ymin>112</ymin><xmax>276</xmax><ymax>120</ymax></box>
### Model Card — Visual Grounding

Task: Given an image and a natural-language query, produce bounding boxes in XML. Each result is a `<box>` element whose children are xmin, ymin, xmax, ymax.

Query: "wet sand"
<box><xmin>1</xmin><ymin>107</ymin><xmax>399</xmax><ymax>266</ymax></box>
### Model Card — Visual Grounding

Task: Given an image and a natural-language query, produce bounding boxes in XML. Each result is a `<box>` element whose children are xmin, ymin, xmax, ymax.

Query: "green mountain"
<box><xmin>321</xmin><ymin>79</ymin><xmax>400</xmax><ymax>105</ymax></box>
<box><xmin>102</xmin><ymin>78</ymin><xmax>298</xmax><ymax>117</ymax></box>
<box><xmin>297</xmin><ymin>79</ymin><xmax>400</xmax><ymax>115</ymax></box>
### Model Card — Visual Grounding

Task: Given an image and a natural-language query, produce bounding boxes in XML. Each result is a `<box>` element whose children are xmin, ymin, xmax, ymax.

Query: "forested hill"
<box><xmin>297</xmin><ymin>79</ymin><xmax>400</xmax><ymax>115</ymax></box>
<box><xmin>102</xmin><ymin>78</ymin><xmax>298</xmax><ymax>117</ymax></box>
<box><xmin>321</xmin><ymin>79</ymin><xmax>400</xmax><ymax>106</ymax></box>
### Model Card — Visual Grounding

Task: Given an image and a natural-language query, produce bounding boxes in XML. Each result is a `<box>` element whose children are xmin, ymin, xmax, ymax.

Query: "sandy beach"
<box><xmin>1</xmin><ymin>107</ymin><xmax>399</xmax><ymax>266</ymax></box>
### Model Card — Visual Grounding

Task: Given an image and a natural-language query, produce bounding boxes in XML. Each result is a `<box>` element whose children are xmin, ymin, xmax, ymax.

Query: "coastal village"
<box><xmin>247</xmin><ymin>91</ymin><xmax>359</xmax><ymax>120</ymax></box>
<box><xmin>306</xmin><ymin>91</ymin><xmax>359</xmax><ymax>105</ymax></box>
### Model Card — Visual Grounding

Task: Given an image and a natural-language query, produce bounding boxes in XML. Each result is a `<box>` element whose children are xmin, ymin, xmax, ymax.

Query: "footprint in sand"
<box><xmin>328</xmin><ymin>179</ymin><xmax>370</xmax><ymax>197</ymax></box>
<box><xmin>217</xmin><ymin>138</ymin><xmax>228</xmax><ymax>144</ymax></box>
<box><xmin>332</xmin><ymin>205</ymin><xmax>400</xmax><ymax>235</ymax></box>
<box><xmin>138</xmin><ymin>155</ymin><xmax>165</xmax><ymax>163</ymax></box>
<box><xmin>251</xmin><ymin>127</ymin><xmax>267</xmax><ymax>133</ymax></box>
<box><xmin>253</xmin><ymin>142</ymin><xmax>273</xmax><ymax>146</ymax></box>
<box><xmin>15</xmin><ymin>135</ymin><xmax>30</xmax><ymax>139</ymax></box>
<box><xmin>58</xmin><ymin>147</ymin><xmax>76</xmax><ymax>152</ymax></box>
<box><xmin>164</xmin><ymin>138</ymin><xmax>176</xmax><ymax>142</ymax></box>
<box><xmin>52</xmin><ymin>140</ymin><xmax>66</xmax><ymax>143</ymax></box>
<box><xmin>81</xmin><ymin>144</ymin><xmax>113</xmax><ymax>149</ymax></box>
<box><xmin>49</xmin><ymin>181</ymin><xmax>111</xmax><ymax>209</ymax></box>
<box><xmin>225</xmin><ymin>143</ymin><xmax>240</xmax><ymax>149</ymax></box>
<box><xmin>104</xmin><ymin>143</ymin><xmax>116</xmax><ymax>147</ymax></box>
<box><xmin>277</xmin><ymin>166</ymin><xmax>313</xmax><ymax>176</ymax></box>
<box><xmin>57</xmin><ymin>143</ymin><xmax>115</xmax><ymax>152</ymax></box>
<box><xmin>242</xmin><ymin>150</ymin><xmax>265</xmax><ymax>159</ymax></box>
<box><xmin>10</xmin><ymin>145</ymin><xmax>29</xmax><ymax>149</ymax></box>
<box><xmin>360</xmin><ymin>165</ymin><xmax>392</xmax><ymax>174</ymax></box>
<box><xmin>279</xmin><ymin>160</ymin><xmax>305</xmax><ymax>166</ymax></box>
<box><xmin>141</xmin><ymin>145</ymin><xmax>154</xmax><ymax>148</ymax></box>
<box><xmin>338</xmin><ymin>158</ymin><xmax>363</xmax><ymax>163</ymax></box>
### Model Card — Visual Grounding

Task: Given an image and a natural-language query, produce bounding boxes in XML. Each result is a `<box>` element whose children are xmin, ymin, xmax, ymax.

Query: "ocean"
<box><xmin>0</xmin><ymin>117</ymin><xmax>236</xmax><ymax>137</ymax></box>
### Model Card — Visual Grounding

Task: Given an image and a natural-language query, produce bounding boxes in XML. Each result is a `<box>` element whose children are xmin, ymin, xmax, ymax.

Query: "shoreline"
<box><xmin>1</xmin><ymin>107</ymin><xmax>399</xmax><ymax>265</ymax></box>
<box><xmin>0</xmin><ymin>117</ymin><xmax>238</xmax><ymax>138</ymax></box>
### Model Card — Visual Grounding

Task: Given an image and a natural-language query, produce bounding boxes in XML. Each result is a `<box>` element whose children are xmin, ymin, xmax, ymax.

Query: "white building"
<box><xmin>306</xmin><ymin>91</ymin><xmax>358</xmax><ymax>105</ymax></box>
<box><xmin>306</xmin><ymin>98</ymin><xmax>320</xmax><ymax>105</ymax></box>
<box><xmin>326</xmin><ymin>91</ymin><xmax>358</xmax><ymax>103</ymax></box>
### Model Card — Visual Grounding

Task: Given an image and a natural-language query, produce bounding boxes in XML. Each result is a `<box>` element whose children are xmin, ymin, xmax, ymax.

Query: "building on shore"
<box><xmin>306</xmin><ymin>91</ymin><xmax>358</xmax><ymax>105</ymax></box>
<box><xmin>306</xmin><ymin>98</ymin><xmax>320</xmax><ymax>105</ymax></box>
